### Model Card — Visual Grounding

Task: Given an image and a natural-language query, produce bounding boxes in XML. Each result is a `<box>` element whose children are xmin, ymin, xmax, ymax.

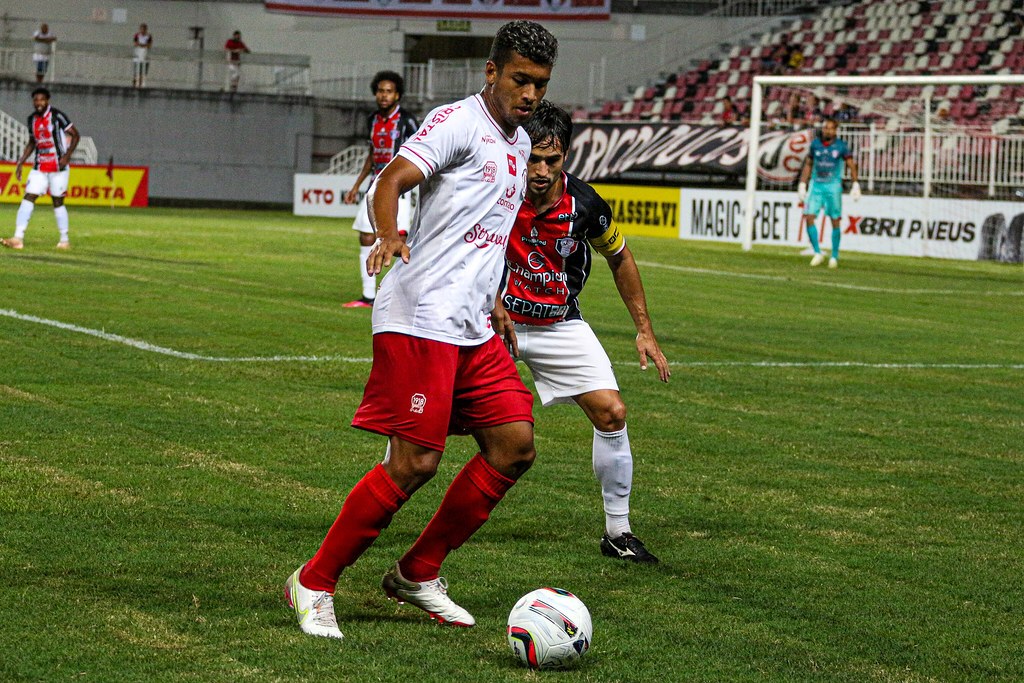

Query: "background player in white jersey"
<box><xmin>285</xmin><ymin>20</ymin><xmax>558</xmax><ymax>641</ymax></box>
<box><xmin>2</xmin><ymin>87</ymin><xmax>79</xmax><ymax>251</ymax></box>
<box><xmin>342</xmin><ymin>71</ymin><xmax>419</xmax><ymax>308</ymax></box>
<box><xmin>798</xmin><ymin>118</ymin><xmax>860</xmax><ymax>268</ymax></box>
<box><xmin>497</xmin><ymin>101</ymin><xmax>670</xmax><ymax>563</ymax></box>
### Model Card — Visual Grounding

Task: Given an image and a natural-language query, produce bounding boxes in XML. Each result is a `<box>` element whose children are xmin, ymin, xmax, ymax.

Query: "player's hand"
<box><xmin>850</xmin><ymin>181</ymin><xmax>862</xmax><ymax>201</ymax></box>
<box><xmin>58</xmin><ymin>155</ymin><xmax>69</xmax><ymax>171</ymax></box>
<box><xmin>491</xmin><ymin>303</ymin><xmax>519</xmax><ymax>357</ymax></box>
<box><xmin>367</xmin><ymin>234</ymin><xmax>409</xmax><ymax>275</ymax></box>
<box><xmin>636</xmin><ymin>331</ymin><xmax>670</xmax><ymax>383</ymax></box>
<box><xmin>343</xmin><ymin>188</ymin><xmax>358</xmax><ymax>204</ymax></box>
<box><xmin>797</xmin><ymin>181</ymin><xmax>807</xmax><ymax>202</ymax></box>
<box><xmin>14</xmin><ymin>163</ymin><xmax>22</xmax><ymax>181</ymax></box>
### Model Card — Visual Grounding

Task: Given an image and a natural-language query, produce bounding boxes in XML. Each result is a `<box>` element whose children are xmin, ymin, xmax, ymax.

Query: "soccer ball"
<box><xmin>506</xmin><ymin>587</ymin><xmax>592</xmax><ymax>670</ymax></box>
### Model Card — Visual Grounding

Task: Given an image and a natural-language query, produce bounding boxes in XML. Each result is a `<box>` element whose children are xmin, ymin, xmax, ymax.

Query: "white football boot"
<box><xmin>809</xmin><ymin>253</ymin><xmax>825</xmax><ymax>267</ymax></box>
<box><xmin>381</xmin><ymin>561</ymin><xmax>476</xmax><ymax>627</ymax></box>
<box><xmin>284</xmin><ymin>566</ymin><xmax>344</xmax><ymax>640</ymax></box>
<box><xmin>828</xmin><ymin>257</ymin><xmax>838</xmax><ymax>269</ymax></box>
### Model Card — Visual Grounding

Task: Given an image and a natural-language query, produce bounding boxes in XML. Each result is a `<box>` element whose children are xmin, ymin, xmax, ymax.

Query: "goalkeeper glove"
<box><xmin>797</xmin><ymin>182</ymin><xmax>807</xmax><ymax>202</ymax></box>
<box><xmin>850</xmin><ymin>181</ymin><xmax>862</xmax><ymax>201</ymax></box>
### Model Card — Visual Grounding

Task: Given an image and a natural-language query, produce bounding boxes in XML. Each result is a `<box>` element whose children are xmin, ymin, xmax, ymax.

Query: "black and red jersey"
<box><xmin>366</xmin><ymin>105</ymin><xmax>419</xmax><ymax>178</ymax></box>
<box><xmin>27</xmin><ymin>106</ymin><xmax>74</xmax><ymax>173</ymax></box>
<box><xmin>502</xmin><ymin>173</ymin><xmax>625</xmax><ymax>326</ymax></box>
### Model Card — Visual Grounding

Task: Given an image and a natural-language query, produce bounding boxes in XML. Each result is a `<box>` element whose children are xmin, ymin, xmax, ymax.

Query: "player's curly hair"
<box><xmin>489</xmin><ymin>21</ymin><xmax>558</xmax><ymax>70</ymax></box>
<box><xmin>371</xmin><ymin>70</ymin><xmax>404</xmax><ymax>98</ymax></box>
<box><xmin>524</xmin><ymin>100</ymin><xmax>572</xmax><ymax>153</ymax></box>
<box><xmin>32</xmin><ymin>86</ymin><xmax>51</xmax><ymax>99</ymax></box>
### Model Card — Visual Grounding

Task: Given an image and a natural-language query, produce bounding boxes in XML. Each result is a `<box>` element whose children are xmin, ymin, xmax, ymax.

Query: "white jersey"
<box><xmin>370</xmin><ymin>93</ymin><xmax>530</xmax><ymax>346</ymax></box>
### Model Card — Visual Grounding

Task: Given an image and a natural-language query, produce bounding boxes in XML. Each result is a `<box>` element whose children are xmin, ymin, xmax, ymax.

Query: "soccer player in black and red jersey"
<box><xmin>2</xmin><ymin>87</ymin><xmax>79</xmax><ymax>251</ymax></box>
<box><xmin>342</xmin><ymin>71</ymin><xmax>419</xmax><ymax>308</ymax></box>
<box><xmin>495</xmin><ymin>101</ymin><xmax>670</xmax><ymax>563</ymax></box>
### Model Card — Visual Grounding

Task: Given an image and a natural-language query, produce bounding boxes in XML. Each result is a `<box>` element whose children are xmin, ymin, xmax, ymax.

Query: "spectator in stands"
<box><xmin>834</xmin><ymin>101</ymin><xmax>858</xmax><ymax>123</ymax></box>
<box><xmin>132</xmin><ymin>23</ymin><xmax>153</xmax><ymax>89</ymax></box>
<box><xmin>721</xmin><ymin>96</ymin><xmax>739</xmax><ymax>126</ymax></box>
<box><xmin>224</xmin><ymin>30</ymin><xmax>251</xmax><ymax>93</ymax></box>
<box><xmin>786</xmin><ymin>45</ymin><xmax>805</xmax><ymax>72</ymax></box>
<box><xmin>806</xmin><ymin>95</ymin><xmax>825</xmax><ymax>125</ymax></box>
<box><xmin>32</xmin><ymin>23</ymin><xmax>57</xmax><ymax>84</ymax></box>
<box><xmin>785</xmin><ymin>92</ymin><xmax>806</xmax><ymax>128</ymax></box>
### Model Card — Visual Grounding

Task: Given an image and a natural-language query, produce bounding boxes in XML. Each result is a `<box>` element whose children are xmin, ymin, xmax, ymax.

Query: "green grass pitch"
<box><xmin>1</xmin><ymin>206</ymin><xmax>1022</xmax><ymax>682</ymax></box>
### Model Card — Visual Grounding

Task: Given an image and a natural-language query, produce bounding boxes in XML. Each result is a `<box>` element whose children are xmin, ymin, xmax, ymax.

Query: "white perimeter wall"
<box><xmin>0</xmin><ymin>0</ymin><xmax>769</xmax><ymax>106</ymax></box>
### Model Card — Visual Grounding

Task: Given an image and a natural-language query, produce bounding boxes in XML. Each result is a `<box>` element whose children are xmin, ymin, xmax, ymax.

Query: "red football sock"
<box><xmin>399</xmin><ymin>453</ymin><xmax>515</xmax><ymax>582</ymax></box>
<box><xmin>301</xmin><ymin>463</ymin><xmax>408</xmax><ymax>592</ymax></box>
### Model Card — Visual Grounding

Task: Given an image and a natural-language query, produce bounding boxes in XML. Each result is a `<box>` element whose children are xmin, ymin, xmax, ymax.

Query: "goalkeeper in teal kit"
<box><xmin>798</xmin><ymin>118</ymin><xmax>860</xmax><ymax>268</ymax></box>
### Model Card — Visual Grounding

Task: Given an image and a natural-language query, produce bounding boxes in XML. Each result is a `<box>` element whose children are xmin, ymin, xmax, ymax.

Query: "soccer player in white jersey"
<box><xmin>2</xmin><ymin>87</ymin><xmax>79</xmax><ymax>251</ymax></box>
<box><xmin>285</xmin><ymin>20</ymin><xmax>558</xmax><ymax>641</ymax></box>
<box><xmin>498</xmin><ymin>102</ymin><xmax>670</xmax><ymax>563</ymax></box>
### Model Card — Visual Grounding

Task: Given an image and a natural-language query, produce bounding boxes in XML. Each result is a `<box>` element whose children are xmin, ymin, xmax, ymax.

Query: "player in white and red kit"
<box><xmin>2</xmin><ymin>87</ymin><xmax>80</xmax><ymax>251</ymax></box>
<box><xmin>342</xmin><ymin>71</ymin><xmax>420</xmax><ymax>308</ymax></box>
<box><xmin>285</xmin><ymin>20</ymin><xmax>558</xmax><ymax>641</ymax></box>
<box><xmin>497</xmin><ymin>102</ymin><xmax>670</xmax><ymax>563</ymax></box>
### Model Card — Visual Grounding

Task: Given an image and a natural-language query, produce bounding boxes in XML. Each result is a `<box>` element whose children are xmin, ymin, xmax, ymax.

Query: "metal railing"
<box><xmin>311</xmin><ymin>59</ymin><xmax>480</xmax><ymax>103</ymax></box>
<box><xmin>0</xmin><ymin>39</ymin><xmax>311</xmax><ymax>95</ymax></box>
<box><xmin>844</xmin><ymin>126</ymin><xmax>1024</xmax><ymax>197</ymax></box>
<box><xmin>323</xmin><ymin>145</ymin><xmax>367</xmax><ymax>175</ymax></box>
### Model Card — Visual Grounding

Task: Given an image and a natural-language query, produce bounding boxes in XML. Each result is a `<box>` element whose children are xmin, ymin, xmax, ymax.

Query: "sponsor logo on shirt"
<box><xmin>557</xmin><ymin>212</ymin><xmax>579</xmax><ymax>221</ymax></box>
<box><xmin>464</xmin><ymin>223</ymin><xmax>509</xmax><ymax>249</ymax></box>
<box><xmin>481</xmin><ymin>135</ymin><xmax>496</xmax><ymax>144</ymax></box>
<box><xmin>412</xmin><ymin>105</ymin><xmax>460</xmax><ymax>141</ymax></box>
<box><xmin>522</xmin><ymin>225</ymin><xmax>547</xmax><ymax>246</ymax></box>
<box><xmin>507</xmin><ymin>154</ymin><xmax>517</xmax><ymax>175</ymax></box>
<box><xmin>483</xmin><ymin>161</ymin><xmax>497</xmax><ymax>183</ymax></box>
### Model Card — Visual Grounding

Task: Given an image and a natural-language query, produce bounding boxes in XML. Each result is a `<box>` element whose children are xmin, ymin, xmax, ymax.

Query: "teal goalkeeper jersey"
<box><xmin>809</xmin><ymin>136</ymin><xmax>851</xmax><ymax>188</ymax></box>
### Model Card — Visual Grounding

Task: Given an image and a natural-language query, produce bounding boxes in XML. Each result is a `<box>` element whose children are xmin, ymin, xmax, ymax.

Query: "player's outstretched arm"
<box><xmin>344</xmin><ymin>150</ymin><xmax>374</xmax><ymax>204</ymax></box>
<box><xmin>605</xmin><ymin>245</ymin><xmax>670</xmax><ymax>383</ymax></box>
<box><xmin>15</xmin><ymin>140</ymin><xmax>35</xmax><ymax>181</ymax></box>
<box><xmin>366</xmin><ymin>156</ymin><xmax>423</xmax><ymax>275</ymax></box>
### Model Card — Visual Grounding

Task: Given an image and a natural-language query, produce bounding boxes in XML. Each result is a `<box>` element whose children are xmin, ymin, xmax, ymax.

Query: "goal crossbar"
<box><xmin>742</xmin><ymin>74</ymin><xmax>1024</xmax><ymax>251</ymax></box>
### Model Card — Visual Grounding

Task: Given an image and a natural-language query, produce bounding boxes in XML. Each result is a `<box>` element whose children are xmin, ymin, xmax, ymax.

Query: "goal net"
<box><xmin>742</xmin><ymin>74</ymin><xmax>1024</xmax><ymax>263</ymax></box>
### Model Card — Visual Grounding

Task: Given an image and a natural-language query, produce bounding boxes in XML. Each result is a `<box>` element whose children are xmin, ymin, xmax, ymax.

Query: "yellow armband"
<box><xmin>589</xmin><ymin>224</ymin><xmax>625</xmax><ymax>257</ymax></box>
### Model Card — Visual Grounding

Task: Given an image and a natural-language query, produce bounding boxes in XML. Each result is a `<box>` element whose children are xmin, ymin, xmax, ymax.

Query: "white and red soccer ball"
<box><xmin>507</xmin><ymin>587</ymin><xmax>592</xmax><ymax>669</ymax></box>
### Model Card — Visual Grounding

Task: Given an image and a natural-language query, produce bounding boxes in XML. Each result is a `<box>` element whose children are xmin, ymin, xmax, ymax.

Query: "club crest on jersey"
<box><xmin>507</xmin><ymin>154</ymin><xmax>517</xmax><ymax>175</ymax></box>
<box><xmin>555</xmin><ymin>237</ymin><xmax>579</xmax><ymax>258</ymax></box>
<box><xmin>410</xmin><ymin>393</ymin><xmax>426</xmax><ymax>414</ymax></box>
<box><xmin>483</xmin><ymin>161</ymin><xmax>497</xmax><ymax>183</ymax></box>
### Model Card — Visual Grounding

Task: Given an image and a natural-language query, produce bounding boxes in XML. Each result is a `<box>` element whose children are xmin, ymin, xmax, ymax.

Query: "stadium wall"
<box><xmin>0</xmin><ymin>81</ymin><xmax>313</xmax><ymax>204</ymax></box>
<box><xmin>2</xmin><ymin>0</ymin><xmax>768</xmax><ymax>107</ymax></box>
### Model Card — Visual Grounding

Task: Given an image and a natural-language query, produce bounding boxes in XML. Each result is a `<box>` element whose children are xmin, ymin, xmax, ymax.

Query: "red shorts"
<box><xmin>352</xmin><ymin>333</ymin><xmax>534</xmax><ymax>452</ymax></box>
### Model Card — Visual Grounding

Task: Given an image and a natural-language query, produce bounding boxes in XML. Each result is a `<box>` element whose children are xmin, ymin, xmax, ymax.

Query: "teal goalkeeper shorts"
<box><xmin>806</xmin><ymin>182</ymin><xmax>843</xmax><ymax>219</ymax></box>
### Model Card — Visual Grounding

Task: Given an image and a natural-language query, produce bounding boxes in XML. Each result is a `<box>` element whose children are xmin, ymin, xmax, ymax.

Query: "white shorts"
<box><xmin>352</xmin><ymin>188</ymin><xmax>416</xmax><ymax>235</ymax></box>
<box><xmin>25</xmin><ymin>168</ymin><xmax>70</xmax><ymax>197</ymax></box>
<box><xmin>514</xmin><ymin>318</ymin><xmax>618</xmax><ymax>407</ymax></box>
<box><xmin>133</xmin><ymin>47</ymin><xmax>150</xmax><ymax>64</ymax></box>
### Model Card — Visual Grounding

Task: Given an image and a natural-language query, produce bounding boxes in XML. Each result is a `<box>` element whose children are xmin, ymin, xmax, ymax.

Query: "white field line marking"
<box><xmin>2</xmin><ymin>308</ymin><xmax>1021</xmax><ymax>369</ymax></box>
<box><xmin>0</xmin><ymin>309</ymin><xmax>369</xmax><ymax>363</ymax></box>
<box><xmin>636</xmin><ymin>261</ymin><xmax>1024</xmax><ymax>296</ymax></box>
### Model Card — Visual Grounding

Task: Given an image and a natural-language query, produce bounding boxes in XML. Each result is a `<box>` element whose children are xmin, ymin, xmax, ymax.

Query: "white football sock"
<box><xmin>359</xmin><ymin>245</ymin><xmax>375</xmax><ymax>300</ymax></box>
<box><xmin>15</xmin><ymin>200</ymin><xmax>34</xmax><ymax>238</ymax></box>
<box><xmin>592</xmin><ymin>425</ymin><xmax>633</xmax><ymax>537</ymax></box>
<box><xmin>54</xmin><ymin>205</ymin><xmax>69</xmax><ymax>240</ymax></box>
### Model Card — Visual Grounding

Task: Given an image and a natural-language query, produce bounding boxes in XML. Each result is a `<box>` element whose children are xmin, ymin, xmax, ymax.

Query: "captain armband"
<box><xmin>589</xmin><ymin>224</ymin><xmax>625</xmax><ymax>257</ymax></box>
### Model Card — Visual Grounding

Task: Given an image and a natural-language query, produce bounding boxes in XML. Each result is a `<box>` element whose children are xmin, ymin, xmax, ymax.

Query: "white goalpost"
<box><xmin>742</xmin><ymin>73</ymin><xmax>1024</xmax><ymax>261</ymax></box>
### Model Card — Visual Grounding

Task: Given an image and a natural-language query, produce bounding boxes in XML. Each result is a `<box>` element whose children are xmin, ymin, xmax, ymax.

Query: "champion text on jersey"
<box><xmin>464</xmin><ymin>223</ymin><xmax>509</xmax><ymax>249</ymax></box>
